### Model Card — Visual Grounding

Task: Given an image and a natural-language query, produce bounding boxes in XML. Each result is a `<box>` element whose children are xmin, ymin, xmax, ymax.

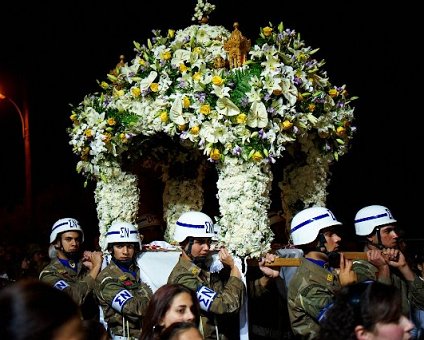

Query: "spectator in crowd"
<box><xmin>159</xmin><ymin>322</ymin><xmax>203</xmax><ymax>340</ymax></box>
<box><xmin>353</xmin><ymin>205</ymin><xmax>424</xmax><ymax>317</ymax></box>
<box><xmin>167</xmin><ymin>211</ymin><xmax>281</xmax><ymax>340</ymax></box>
<box><xmin>287</xmin><ymin>206</ymin><xmax>357</xmax><ymax>339</ymax></box>
<box><xmin>408</xmin><ymin>248</ymin><xmax>424</xmax><ymax>339</ymax></box>
<box><xmin>137</xmin><ymin>213</ymin><xmax>165</xmax><ymax>244</ymax></box>
<box><xmin>40</xmin><ymin>217</ymin><xmax>103</xmax><ymax>321</ymax></box>
<box><xmin>319</xmin><ymin>280</ymin><xmax>414</xmax><ymax>340</ymax></box>
<box><xmin>19</xmin><ymin>242</ymin><xmax>49</xmax><ymax>279</ymax></box>
<box><xmin>140</xmin><ymin>283</ymin><xmax>200</xmax><ymax>340</ymax></box>
<box><xmin>95</xmin><ymin>221</ymin><xmax>153</xmax><ymax>340</ymax></box>
<box><xmin>0</xmin><ymin>278</ymin><xmax>85</xmax><ymax>340</ymax></box>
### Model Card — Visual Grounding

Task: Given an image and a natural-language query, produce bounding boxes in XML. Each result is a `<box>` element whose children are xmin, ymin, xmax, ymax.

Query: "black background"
<box><xmin>0</xmin><ymin>1</ymin><xmax>421</xmax><ymax>246</ymax></box>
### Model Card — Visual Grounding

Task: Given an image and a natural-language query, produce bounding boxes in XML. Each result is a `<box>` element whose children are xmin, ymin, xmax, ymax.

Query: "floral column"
<box><xmin>216</xmin><ymin>157</ymin><xmax>273</xmax><ymax>258</ymax></box>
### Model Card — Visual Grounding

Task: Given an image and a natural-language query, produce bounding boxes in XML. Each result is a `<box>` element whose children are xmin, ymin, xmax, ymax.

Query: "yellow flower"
<box><xmin>210</xmin><ymin>148</ymin><xmax>221</xmax><ymax>161</ymax></box>
<box><xmin>119</xmin><ymin>133</ymin><xmax>128</xmax><ymax>142</ymax></box>
<box><xmin>139</xmin><ymin>59</ymin><xmax>146</xmax><ymax>66</ymax></box>
<box><xmin>252</xmin><ymin>151</ymin><xmax>263</xmax><ymax>162</ymax></box>
<box><xmin>160</xmin><ymin>111</ymin><xmax>168</xmax><ymax>122</ymax></box>
<box><xmin>193</xmin><ymin>47</ymin><xmax>202</xmax><ymax>55</ymax></box>
<box><xmin>336</xmin><ymin>126</ymin><xmax>346</xmax><ymax>137</ymax></box>
<box><xmin>115</xmin><ymin>89</ymin><xmax>125</xmax><ymax>98</ymax></box>
<box><xmin>199</xmin><ymin>104</ymin><xmax>211</xmax><ymax>115</ymax></box>
<box><xmin>150</xmin><ymin>83</ymin><xmax>159</xmax><ymax>92</ymax></box>
<box><xmin>179</xmin><ymin>63</ymin><xmax>188</xmax><ymax>73</ymax></box>
<box><xmin>182</xmin><ymin>96</ymin><xmax>190</xmax><ymax>108</ymax></box>
<box><xmin>190</xmin><ymin>126</ymin><xmax>200</xmax><ymax>135</ymax></box>
<box><xmin>236</xmin><ymin>113</ymin><xmax>247</xmax><ymax>124</ymax></box>
<box><xmin>178</xmin><ymin>124</ymin><xmax>186</xmax><ymax>131</ymax></box>
<box><xmin>328</xmin><ymin>88</ymin><xmax>338</xmax><ymax>98</ymax></box>
<box><xmin>272</xmin><ymin>89</ymin><xmax>282</xmax><ymax>96</ymax></box>
<box><xmin>168</xmin><ymin>29</ymin><xmax>175</xmax><ymax>38</ymax></box>
<box><xmin>131</xmin><ymin>87</ymin><xmax>141</xmax><ymax>97</ymax></box>
<box><xmin>263</xmin><ymin>26</ymin><xmax>273</xmax><ymax>37</ymax></box>
<box><xmin>281</xmin><ymin>120</ymin><xmax>293</xmax><ymax>130</ymax></box>
<box><xmin>161</xmin><ymin>50</ymin><xmax>171</xmax><ymax>60</ymax></box>
<box><xmin>85</xmin><ymin>129</ymin><xmax>93</xmax><ymax>138</ymax></box>
<box><xmin>100</xmin><ymin>81</ymin><xmax>109</xmax><ymax>90</ymax></box>
<box><xmin>193</xmin><ymin>72</ymin><xmax>202</xmax><ymax>81</ymax></box>
<box><xmin>70</xmin><ymin>113</ymin><xmax>78</xmax><ymax>122</ymax></box>
<box><xmin>107</xmin><ymin>118</ymin><xmax>116</xmax><ymax>126</ymax></box>
<box><xmin>308</xmin><ymin>103</ymin><xmax>316</xmax><ymax>112</ymax></box>
<box><xmin>211</xmin><ymin>75</ymin><xmax>223</xmax><ymax>86</ymax></box>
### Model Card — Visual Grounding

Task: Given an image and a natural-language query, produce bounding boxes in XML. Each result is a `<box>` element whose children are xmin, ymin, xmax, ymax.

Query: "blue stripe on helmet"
<box><xmin>355</xmin><ymin>212</ymin><xmax>388</xmax><ymax>224</ymax></box>
<box><xmin>52</xmin><ymin>221</ymin><xmax>70</xmax><ymax>232</ymax></box>
<box><xmin>290</xmin><ymin>213</ymin><xmax>330</xmax><ymax>234</ymax></box>
<box><xmin>176</xmin><ymin>221</ymin><xmax>205</xmax><ymax>229</ymax></box>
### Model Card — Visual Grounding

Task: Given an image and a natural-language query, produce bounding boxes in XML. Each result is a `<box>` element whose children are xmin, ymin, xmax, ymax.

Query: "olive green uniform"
<box><xmin>167</xmin><ymin>256</ymin><xmax>244</xmax><ymax>340</ymax></box>
<box><xmin>287</xmin><ymin>258</ymin><xmax>341</xmax><ymax>340</ymax></box>
<box><xmin>353</xmin><ymin>259</ymin><xmax>424</xmax><ymax>315</ymax></box>
<box><xmin>39</xmin><ymin>257</ymin><xmax>98</xmax><ymax>320</ymax></box>
<box><xmin>95</xmin><ymin>260</ymin><xmax>153</xmax><ymax>339</ymax></box>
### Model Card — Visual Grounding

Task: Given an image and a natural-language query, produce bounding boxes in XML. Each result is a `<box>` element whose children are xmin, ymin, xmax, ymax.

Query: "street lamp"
<box><xmin>0</xmin><ymin>91</ymin><xmax>32</xmax><ymax>220</ymax></box>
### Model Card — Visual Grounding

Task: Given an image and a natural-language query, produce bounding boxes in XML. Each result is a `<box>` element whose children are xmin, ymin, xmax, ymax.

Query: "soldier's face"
<box><xmin>190</xmin><ymin>238</ymin><xmax>211</xmax><ymax>257</ymax></box>
<box><xmin>374</xmin><ymin>225</ymin><xmax>399</xmax><ymax>249</ymax></box>
<box><xmin>59</xmin><ymin>231</ymin><xmax>81</xmax><ymax>253</ymax></box>
<box><xmin>113</xmin><ymin>243</ymin><xmax>136</xmax><ymax>260</ymax></box>
<box><xmin>322</xmin><ymin>228</ymin><xmax>341</xmax><ymax>252</ymax></box>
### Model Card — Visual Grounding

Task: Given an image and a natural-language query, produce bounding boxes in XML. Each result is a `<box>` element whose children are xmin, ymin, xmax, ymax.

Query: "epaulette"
<box><xmin>188</xmin><ymin>263</ymin><xmax>201</xmax><ymax>277</ymax></box>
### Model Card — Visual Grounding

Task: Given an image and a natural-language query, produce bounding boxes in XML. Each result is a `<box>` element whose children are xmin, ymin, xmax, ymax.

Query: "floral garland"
<box><xmin>68</xmin><ymin>1</ymin><xmax>356</xmax><ymax>257</ymax></box>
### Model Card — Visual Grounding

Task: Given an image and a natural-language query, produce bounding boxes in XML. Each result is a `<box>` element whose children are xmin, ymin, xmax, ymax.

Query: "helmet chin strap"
<box><xmin>55</xmin><ymin>242</ymin><xmax>80</xmax><ymax>261</ymax></box>
<box><xmin>368</xmin><ymin>227</ymin><xmax>384</xmax><ymax>250</ymax></box>
<box><xmin>316</xmin><ymin>232</ymin><xmax>328</xmax><ymax>254</ymax></box>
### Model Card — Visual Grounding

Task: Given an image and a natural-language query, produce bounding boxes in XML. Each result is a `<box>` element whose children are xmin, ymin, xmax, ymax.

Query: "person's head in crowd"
<box><xmin>140</xmin><ymin>283</ymin><xmax>200</xmax><ymax>340</ymax></box>
<box><xmin>173</xmin><ymin>211</ymin><xmax>215</xmax><ymax>269</ymax></box>
<box><xmin>268</xmin><ymin>210</ymin><xmax>288</xmax><ymax>249</ymax></box>
<box><xmin>354</xmin><ymin>205</ymin><xmax>399</xmax><ymax>250</ymax></box>
<box><xmin>319</xmin><ymin>280</ymin><xmax>414</xmax><ymax>340</ymax></box>
<box><xmin>137</xmin><ymin>213</ymin><xmax>165</xmax><ymax>244</ymax></box>
<box><xmin>49</xmin><ymin>218</ymin><xmax>84</xmax><ymax>262</ymax></box>
<box><xmin>158</xmin><ymin>321</ymin><xmax>203</xmax><ymax>340</ymax></box>
<box><xmin>0</xmin><ymin>278</ymin><xmax>84</xmax><ymax>340</ymax></box>
<box><xmin>105</xmin><ymin>221</ymin><xmax>142</xmax><ymax>267</ymax></box>
<box><xmin>290</xmin><ymin>206</ymin><xmax>343</xmax><ymax>265</ymax></box>
<box><xmin>410</xmin><ymin>249</ymin><xmax>424</xmax><ymax>279</ymax></box>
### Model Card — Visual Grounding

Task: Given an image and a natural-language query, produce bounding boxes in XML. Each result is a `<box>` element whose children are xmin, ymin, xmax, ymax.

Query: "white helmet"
<box><xmin>354</xmin><ymin>205</ymin><xmax>397</xmax><ymax>236</ymax></box>
<box><xmin>50</xmin><ymin>218</ymin><xmax>84</xmax><ymax>244</ymax></box>
<box><xmin>290</xmin><ymin>207</ymin><xmax>342</xmax><ymax>245</ymax></box>
<box><xmin>105</xmin><ymin>221</ymin><xmax>142</xmax><ymax>248</ymax></box>
<box><xmin>173</xmin><ymin>211</ymin><xmax>215</xmax><ymax>243</ymax></box>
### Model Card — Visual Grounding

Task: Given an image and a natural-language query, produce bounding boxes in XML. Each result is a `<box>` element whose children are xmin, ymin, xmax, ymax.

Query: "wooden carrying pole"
<box><xmin>248</xmin><ymin>252</ymin><xmax>368</xmax><ymax>267</ymax></box>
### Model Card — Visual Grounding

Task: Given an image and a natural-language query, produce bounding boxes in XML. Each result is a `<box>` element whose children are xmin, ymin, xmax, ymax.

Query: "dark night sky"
<box><xmin>0</xmin><ymin>1</ymin><xmax>421</xmax><ymax>244</ymax></box>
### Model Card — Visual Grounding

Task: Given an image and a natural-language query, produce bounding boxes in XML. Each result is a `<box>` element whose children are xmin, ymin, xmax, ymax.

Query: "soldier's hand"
<box><xmin>339</xmin><ymin>252</ymin><xmax>357</xmax><ymax>286</ymax></box>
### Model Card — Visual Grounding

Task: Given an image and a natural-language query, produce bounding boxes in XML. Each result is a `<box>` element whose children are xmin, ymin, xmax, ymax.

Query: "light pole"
<box><xmin>0</xmin><ymin>91</ymin><xmax>32</xmax><ymax>220</ymax></box>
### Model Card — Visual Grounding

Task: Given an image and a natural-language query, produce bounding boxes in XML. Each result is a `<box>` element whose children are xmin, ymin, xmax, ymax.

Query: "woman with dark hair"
<box><xmin>319</xmin><ymin>280</ymin><xmax>414</xmax><ymax>340</ymax></box>
<box><xmin>140</xmin><ymin>283</ymin><xmax>201</xmax><ymax>340</ymax></box>
<box><xmin>0</xmin><ymin>278</ymin><xmax>84</xmax><ymax>340</ymax></box>
<box><xmin>159</xmin><ymin>322</ymin><xmax>203</xmax><ymax>340</ymax></box>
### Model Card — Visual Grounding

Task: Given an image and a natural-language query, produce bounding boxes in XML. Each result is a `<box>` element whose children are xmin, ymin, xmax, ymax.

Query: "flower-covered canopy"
<box><xmin>68</xmin><ymin>1</ymin><xmax>356</xmax><ymax>258</ymax></box>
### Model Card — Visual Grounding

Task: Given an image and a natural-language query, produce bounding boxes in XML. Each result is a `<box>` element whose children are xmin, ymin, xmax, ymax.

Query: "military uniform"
<box><xmin>39</xmin><ymin>256</ymin><xmax>99</xmax><ymax>320</ymax></box>
<box><xmin>95</xmin><ymin>260</ymin><xmax>153</xmax><ymax>339</ymax></box>
<box><xmin>353</xmin><ymin>259</ymin><xmax>424</xmax><ymax>316</ymax></box>
<box><xmin>287</xmin><ymin>257</ymin><xmax>341</xmax><ymax>340</ymax></box>
<box><xmin>167</xmin><ymin>256</ymin><xmax>244</xmax><ymax>340</ymax></box>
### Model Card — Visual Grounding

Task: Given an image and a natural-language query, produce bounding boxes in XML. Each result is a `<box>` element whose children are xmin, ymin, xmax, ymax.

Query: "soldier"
<box><xmin>39</xmin><ymin>217</ymin><xmax>103</xmax><ymax>321</ymax></box>
<box><xmin>95</xmin><ymin>221</ymin><xmax>153</xmax><ymax>340</ymax></box>
<box><xmin>353</xmin><ymin>205</ymin><xmax>424</xmax><ymax>318</ymax></box>
<box><xmin>167</xmin><ymin>211</ymin><xmax>280</xmax><ymax>340</ymax></box>
<box><xmin>287</xmin><ymin>206</ymin><xmax>357</xmax><ymax>340</ymax></box>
